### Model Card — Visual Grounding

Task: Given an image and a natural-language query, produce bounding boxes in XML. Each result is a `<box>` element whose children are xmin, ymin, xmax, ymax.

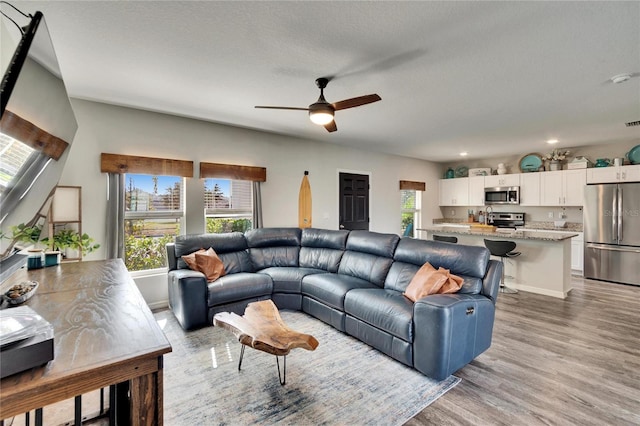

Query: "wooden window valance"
<box><xmin>399</xmin><ymin>180</ymin><xmax>426</xmax><ymax>191</ymax></box>
<box><xmin>200</xmin><ymin>162</ymin><xmax>267</xmax><ymax>182</ymax></box>
<box><xmin>0</xmin><ymin>110</ymin><xmax>69</xmax><ymax>160</ymax></box>
<box><xmin>100</xmin><ymin>153</ymin><xmax>194</xmax><ymax>177</ymax></box>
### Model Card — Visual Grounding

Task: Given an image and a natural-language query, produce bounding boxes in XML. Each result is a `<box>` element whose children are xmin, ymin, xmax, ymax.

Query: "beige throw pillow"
<box><xmin>182</xmin><ymin>248</ymin><xmax>226</xmax><ymax>282</ymax></box>
<box><xmin>403</xmin><ymin>262</ymin><xmax>464</xmax><ymax>302</ymax></box>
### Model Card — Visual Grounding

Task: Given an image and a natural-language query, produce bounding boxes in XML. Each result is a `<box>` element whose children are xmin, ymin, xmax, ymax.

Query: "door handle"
<box><xmin>339</xmin><ymin>224</ymin><xmax>345</xmax><ymax>229</ymax></box>
<box><xmin>617</xmin><ymin>186</ymin><xmax>623</xmax><ymax>241</ymax></box>
<box><xmin>586</xmin><ymin>243</ymin><xmax>640</xmax><ymax>254</ymax></box>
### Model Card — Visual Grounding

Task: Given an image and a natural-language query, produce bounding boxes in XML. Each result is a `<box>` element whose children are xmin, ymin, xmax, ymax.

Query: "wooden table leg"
<box><xmin>129</xmin><ymin>356</ymin><xmax>164</xmax><ymax>426</ymax></box>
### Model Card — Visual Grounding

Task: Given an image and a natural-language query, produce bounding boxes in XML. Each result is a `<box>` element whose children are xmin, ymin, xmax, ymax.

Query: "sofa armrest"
<box><xmin>168</xmin><ymin>269</ymin><xmax>209</xmax><ymax>330</ymax></box>
<box><xmin>166</xmin><ymin>243</ymin><xmax>177</xmax><ymax>271</ymax></box>
<box><xmin>482</xmin><ymin>259</ymin><xmax>502</xmax><ymax>304</ymax></box>
<box><xmin>413</xmin><ymin>294</ymin><xmax>495</xmax><ymax>380</ymax></box>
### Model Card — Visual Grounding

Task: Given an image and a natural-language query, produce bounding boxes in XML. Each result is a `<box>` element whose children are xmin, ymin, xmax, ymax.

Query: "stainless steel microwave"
<box><xmin>484</xmin><ymin>186</ymin><xmax>520</xmax><ymax>205</ymax></box>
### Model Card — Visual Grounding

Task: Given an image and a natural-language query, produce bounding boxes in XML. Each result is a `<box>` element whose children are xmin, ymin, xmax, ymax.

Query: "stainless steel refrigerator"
<box><xmin>584</xmin><ymin>183</ymin><xmax>640</xmax><ymax>286</ymax></box>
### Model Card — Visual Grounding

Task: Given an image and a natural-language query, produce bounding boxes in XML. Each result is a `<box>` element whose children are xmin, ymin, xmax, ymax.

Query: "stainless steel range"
<box><xmin>487</xmin><ymin>212</ymin><xmax>525</xmax><ymax>228</ymax></box>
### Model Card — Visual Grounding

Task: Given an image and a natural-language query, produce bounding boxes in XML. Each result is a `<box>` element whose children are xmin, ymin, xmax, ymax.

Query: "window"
<box><xmin>124</xmin><ymin>173</ymin><xmax>183</xmax><ymax>271</ymax></box>
<box><xmin>0</xmin><ymin>133</ymin><xmax>51</xmax><ymax>223</ymax></box>
<box><xmin>0</xmin><ymin>133</ymin><xmax>35</xmax><ymax>193</ymax></box>
<box><xmin>401</xmin><ymin>189</ymin><xmax>421</xmax><ymax>237</ymax></box>
<box><xmin>204</xmin><ymin>178</ymin><xmax>253</xmax><ymax>233</ymax></box>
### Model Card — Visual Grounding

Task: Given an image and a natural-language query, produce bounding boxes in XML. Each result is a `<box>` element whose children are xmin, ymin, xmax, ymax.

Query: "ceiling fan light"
<box><xmin>308</xmin><ymin>101</ymin><xmax>335</xmax><ymax>125</ymax></box>
<box><xmin>309</xmin><ymin>111</ymin><xmax>334</xmax><ymax>125</ymax></box>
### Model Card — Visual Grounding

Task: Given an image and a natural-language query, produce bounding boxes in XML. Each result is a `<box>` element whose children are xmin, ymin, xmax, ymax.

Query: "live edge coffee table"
<box><xmin>213</xmin><ymin>300</ymin><xmax>318</xmax><ymax>385</ymax></box>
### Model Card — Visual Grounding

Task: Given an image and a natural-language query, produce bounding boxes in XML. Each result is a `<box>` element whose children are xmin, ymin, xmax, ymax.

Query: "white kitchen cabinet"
<box><xmin>571</xmin><ymin>232</ymin><xmax>584</xmax><ymax>275</ymax></box>
<box><xmin>519</xmin><ymin>172</ymin><xmax>540</xmax><ymax>206</ymax></box>
<box><xmin>586</xmin><ymin>164</ymin><xmax>640</xmax><ymax>183</ymax></box>
<box><xmin>439</xmin><ymin>178</ymin><xmax>469</xmax><ymax>206</ymax></box>
<box><xmin>484</xmin><ymin>174</ymin><xmax>520</xmax><ymax>187</ymax></box>
<box><xmin>540</xmin><ymin>169</ymin><xmax>586</xmax><ymax>206</ymax></box>
<box><xmin>468</xmin><ymin>176</ymin><xmax>485</xmax><ymax>206</ymax></box>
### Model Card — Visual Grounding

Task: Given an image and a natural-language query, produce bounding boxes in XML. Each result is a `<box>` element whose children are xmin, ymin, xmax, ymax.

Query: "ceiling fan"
<box><xmin>255</xmin><ymin>77</ymin><xmax>381</xmax><ymax>133</ymax></box>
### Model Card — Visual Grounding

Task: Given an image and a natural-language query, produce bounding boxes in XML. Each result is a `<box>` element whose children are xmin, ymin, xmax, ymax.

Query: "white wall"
<box><xmin>59</xmin><ymin>99</ymin><xmax>441</xmax><ymax>306</ymax></box>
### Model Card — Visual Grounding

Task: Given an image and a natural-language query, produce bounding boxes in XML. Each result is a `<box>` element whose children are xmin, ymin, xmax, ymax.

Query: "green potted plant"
<box><xmin>7</xmin><ymin>223</ymin><xmax>43</xmax><ymax>246</ymax></box>
<box><xmin>41</xmin><ymin>228</ymin><xmax>100</xmax><ymax>258</ymax></box>
<box><xmin>74</xmin><ymin>232</ymin><xmax>100</xmax><ymax>255</ymax></box>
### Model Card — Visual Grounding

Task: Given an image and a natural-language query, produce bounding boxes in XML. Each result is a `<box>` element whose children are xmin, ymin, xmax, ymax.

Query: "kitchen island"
<box><xmin>419</xmin><ymin>226</ymin><xmax>578</xmax><ymax>298</ymax></box>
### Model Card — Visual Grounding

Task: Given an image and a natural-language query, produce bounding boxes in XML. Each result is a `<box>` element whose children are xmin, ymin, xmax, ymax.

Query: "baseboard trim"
<box><xmin>148</xmin><ymin>300</ymin><xmax>169</xmax><ymax>310</ymax></box>
<box><xmin>509</xmin><ymin>284</ymin><xmax>570</xmax><ymax>299</ymax></box>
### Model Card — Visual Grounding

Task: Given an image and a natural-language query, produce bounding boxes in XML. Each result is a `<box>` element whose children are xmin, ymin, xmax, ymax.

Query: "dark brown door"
<box><xmin>339</xmin><ymin>173</ymin><xmax>369</xmax><ymax>230</ymax></box>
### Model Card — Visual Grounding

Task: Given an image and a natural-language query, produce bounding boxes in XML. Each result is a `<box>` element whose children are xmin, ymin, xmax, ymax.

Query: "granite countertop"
<box><xmin>421</xmin><ymin>226</ymin><xmax>578</xmax><ymax>241</ymax></box>
<box><xmin>517</xmin><ymin>221</ymin><xmax>583</xmax><ymax>232</ymax></box>
<box><xmin>432</xmin><ymin>219</ymin><xmax>583</xmax><ymax>232</ymax></box>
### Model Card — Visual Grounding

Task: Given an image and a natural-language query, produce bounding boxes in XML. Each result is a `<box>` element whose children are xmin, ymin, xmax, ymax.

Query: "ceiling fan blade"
<box><xmin>324</xmin><ymin>120</ymin><xmax>337</xmax><ymax>133</ymax></box>
<box><xmin>332</xmin><ymin>94</ymin><xmax>381</xmax><ymax>111</ymax></box>
<box><xmin>254</xmin><ymin>106</ymin><xmax>309</xmax><ymax>111</ymax></box>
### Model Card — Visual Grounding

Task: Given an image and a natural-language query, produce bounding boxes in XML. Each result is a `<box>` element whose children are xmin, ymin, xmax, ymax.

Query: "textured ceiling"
<box><xmin>5</xmin><ymin>1</ymin><xmax>640</xmax><ymax>162</ymax></box>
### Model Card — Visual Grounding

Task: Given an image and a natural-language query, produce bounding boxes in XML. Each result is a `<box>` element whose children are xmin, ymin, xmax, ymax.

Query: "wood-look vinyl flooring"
<box><xmin>406</xmin><ymin>276</ymin><xmax>640</xmax><ymax>426</ymax></box>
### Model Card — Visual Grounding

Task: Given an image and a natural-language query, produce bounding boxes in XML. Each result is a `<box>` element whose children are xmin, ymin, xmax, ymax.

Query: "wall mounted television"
<box><xmin>0</xmin><ymin>9</ymin><xmax>78</xmax><ymax>281</ymax></box>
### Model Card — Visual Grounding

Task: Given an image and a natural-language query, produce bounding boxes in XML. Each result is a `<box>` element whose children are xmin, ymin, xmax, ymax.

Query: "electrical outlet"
<box><xmin>548</xmin><ymin>212</ymin><xmax>554</xmax><ymax>218</ymax></box>
<box><xmin>450</xmin><ymin>210</ymin><xmax>456</xmax><ymax>216</ymax></box>
<box><xmin>559</xmin><ymin>212</ymin><xmax>566</xmax><ymax>219</ymax></box>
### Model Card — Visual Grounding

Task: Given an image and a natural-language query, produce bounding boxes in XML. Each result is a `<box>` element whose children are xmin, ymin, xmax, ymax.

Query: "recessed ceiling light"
<box><xmin>547</xmin><ymin>139</ymin><xmax>559</xmax><ymax>144</ymax></box>
<box><xmin>611</xmin><ymin>73</ymin><xmax>632</xmax><ymax>84</ymax></box>
<box><xmin>460</xmin><ymin>152</ymin><xmax>468</xmax><ymax>157</ymax></box>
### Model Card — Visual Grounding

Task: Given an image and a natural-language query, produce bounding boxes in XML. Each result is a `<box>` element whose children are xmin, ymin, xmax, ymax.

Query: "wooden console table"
<box><xmin>0</xmin><ymin>259</ymin><xmax>172</xmax><ymax>425</ymax></box>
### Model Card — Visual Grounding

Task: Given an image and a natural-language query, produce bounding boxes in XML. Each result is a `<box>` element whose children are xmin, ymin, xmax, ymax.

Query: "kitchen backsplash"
<box><xmin>440</xmin><ymin>206</ymin><xmax>584</xmax><ymax>225</ymax></box>
<box><xmin>433</xmin><ymin>216</ymin><xmax>583</xmax><ymax>232</ymax></box>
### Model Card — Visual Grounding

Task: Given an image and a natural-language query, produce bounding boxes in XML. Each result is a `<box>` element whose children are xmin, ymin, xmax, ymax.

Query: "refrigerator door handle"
<box><xmin>585</xmin><ymin>243</ymin><xmax>640</xmax><ymax>254</ymax></box>
<box><xmin>612</xmin><ymin>186</ymin><xmax>618</xmax><ymax>241</ymax></box>
<box><xmin>617</xmin><ymin>185</ymin><xmax>623</xmax><ymax>242</ymax></box>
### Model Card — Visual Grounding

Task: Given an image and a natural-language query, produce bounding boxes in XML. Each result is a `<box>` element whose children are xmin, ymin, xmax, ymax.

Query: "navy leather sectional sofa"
<box><xmin>166</xmin><ymin>227</ymin><xmax>502</xmax><ymax>380</ymax></box>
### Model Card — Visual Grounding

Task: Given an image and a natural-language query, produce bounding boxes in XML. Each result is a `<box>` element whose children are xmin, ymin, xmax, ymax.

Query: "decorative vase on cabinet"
<box><xmin>497</xmin><ymin>163</ymin><xmax>507</xmax><ymax>175</ymax></box>
<box><xmin>549</xmin><ymin>161</ymin><xmax>560</xmax><ymax>171</ymax></box>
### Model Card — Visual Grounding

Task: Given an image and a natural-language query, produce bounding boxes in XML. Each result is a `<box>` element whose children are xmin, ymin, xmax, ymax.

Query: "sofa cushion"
<box><xmin>175</xmin><ymin>233</ymin><xmax>250</xmax><ymax>271</ymax></box>
<box><xmin>245</xmin><ymin>228</ymin><xmax>301</xmax><ymax>269</ymax></box>
<box><xmin>245</xmin><ymin>227</ymin><xmax>302</xmax><ymax>248</ymax></box>
<box><xmin>257</xmin><ymin>267</ymin><xmax>324</xmax><ymax>293</ymax></box>
<box><xmin>338</xmin><ymin>252</ymin><xmax>394</xmax><ymax>288</ymax></box>
<box><xmin>337</xmin><ymin>231</ymin><xmax>399</xmax><ymax>287</ymax></box>
<box><xmin>207</xmin><ymin>273</ymin><xmax>272</xmax><ymax>307</ymax></box>
<box><xmin>344</xmin><ymin>288</ymin><xmax>414</xmax><ymax>342</ymax></box>
<box><xmin>217</xmin><ymin>251</ymin><xmax>254</xmax><ymax>274</ymax></box>
<box><xmin>301</xmin><ymin>273</ymin><xmax>377</xmax><ymax>311</ymax></box>
<box><xmin>299</xmin><ymin>228</ymin><xmax>349</xmax><ymax>272</ymax></box>
<box><xmin>393</xmin><ymin>238</ymin><xmax>489</xmax><ymax>279</ymax></box>
<box><xmin>385</xmin><ymin>238</ymin><xmax>487</xmax><ymax>294</ymax></box>
<box><xmin>301</xmin><ymin>228</ymin><xmax>349</xmax><ymax>250</ymax></box>
<box><xmin>345</xmin><ymin>230</ymin><xmax>400</xmax><ymax>258</ymax></box>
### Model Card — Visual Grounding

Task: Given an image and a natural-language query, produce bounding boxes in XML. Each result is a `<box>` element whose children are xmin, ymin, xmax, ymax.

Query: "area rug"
<box><xmin>156</xmin><ymin>309</ymin><xmax>460</xmax><ymax>425</ymax></box>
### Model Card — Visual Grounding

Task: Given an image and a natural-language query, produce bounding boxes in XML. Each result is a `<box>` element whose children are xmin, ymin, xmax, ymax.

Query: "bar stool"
<box><xmin>433</xmin><ymin>235</ymin><xmax>458</xmax><ymax>243</ymax></box>
<box><xmin>484</xmin><ymin>239</ymin><xmax>520</xmax><ymax>294</ymax></box>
